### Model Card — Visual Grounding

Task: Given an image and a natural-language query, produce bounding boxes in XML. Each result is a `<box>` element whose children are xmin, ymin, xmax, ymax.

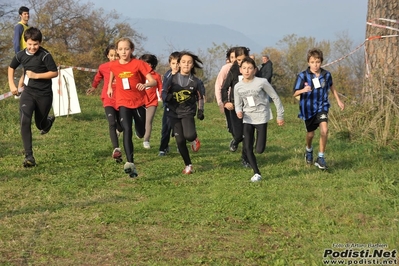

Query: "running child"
<box><xmin>107</xmin><ymin>37</ymin><xmax>157</xmax><ymax>177</ymax></box>
<box><xmin>139</xmin><ymin>54</ymin><xmax>163</xmax><ymax>149</ymax></box>
<box><xmin>161</xmin><ymin>51</ymin><xmax>205</xmax><ymax>174</ymax></box>
<box><xmin>87</xmin><ymin>44</ymin><xmax>123</xmax><ymax>162</ymax></box>
<box><xmin>293</xmin><ymin>48</ymin><xmax>345</xmax><ymax>170</ymax></box>
<box><xmin>8</xmin><ymin>27</ymin><xmax>58</xmax><ymax>167</ymax></box>
<box><xmin>234</xmin><ymin>57</ymin><xmax>284</xmax><ymax>182</ymax></box>
<box><xmin>158</xmin><ymin>51</ymin><xmax>180</xmax><ymax>156</ymax></box>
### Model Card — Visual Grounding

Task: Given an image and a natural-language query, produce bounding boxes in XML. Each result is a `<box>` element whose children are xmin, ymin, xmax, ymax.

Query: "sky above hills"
<box><xmin>94</xmin><ymin>0</ymin><xmax>368</xmax><ymax>55</ymax></box>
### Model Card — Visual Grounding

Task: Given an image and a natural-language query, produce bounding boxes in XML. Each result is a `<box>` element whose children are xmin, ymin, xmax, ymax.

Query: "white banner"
<box><xmin>52</xmin><ymin>68</ymin><xmax>81</xmax><ymax>117</ymax></box>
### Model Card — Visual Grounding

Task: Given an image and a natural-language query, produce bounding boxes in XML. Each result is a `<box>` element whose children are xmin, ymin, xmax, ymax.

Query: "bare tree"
<box><xmin>365</xmin><ymin>0</ymin><xmax>399</xmax><ymax>90</ymax></box>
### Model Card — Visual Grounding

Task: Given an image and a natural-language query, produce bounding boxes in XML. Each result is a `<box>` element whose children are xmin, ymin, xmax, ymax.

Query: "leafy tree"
<box><xmin>276</xmin><ymin>34</ymin><xmax>331</xmax><ymax>96</ymax></box>
<box><xmin>26</xmin><ymin>0</ymin><xmax>146</xmax><ymax>92</ymax></box>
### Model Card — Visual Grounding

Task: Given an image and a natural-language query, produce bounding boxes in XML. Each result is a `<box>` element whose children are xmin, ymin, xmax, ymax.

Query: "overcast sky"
<box><xmin>93</xmin><ymin>0</ymin><xmax>369</xmax><ymax>48</ymax></box>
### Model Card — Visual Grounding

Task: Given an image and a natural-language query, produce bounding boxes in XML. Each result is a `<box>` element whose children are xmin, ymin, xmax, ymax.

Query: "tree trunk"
<box><xmin>365</xmin><ymin>0</ymin><xmax>399</xmax><ymax>91</ymax></box>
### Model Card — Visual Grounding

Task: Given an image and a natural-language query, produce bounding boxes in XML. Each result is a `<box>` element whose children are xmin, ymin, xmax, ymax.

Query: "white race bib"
<box><xmin>312</xmin><ymin>78</ymin><xmax>321</xmax><ymax>89</ymax></box>
<box><xmin>122</xmin><ymin>78</ymin><xmax>130</xmax><ymax>90</ymax></box>
<box><xmin>247</xmin><ymin>96</ymin><xmax>255</xmax><ymax>107</ymax></box>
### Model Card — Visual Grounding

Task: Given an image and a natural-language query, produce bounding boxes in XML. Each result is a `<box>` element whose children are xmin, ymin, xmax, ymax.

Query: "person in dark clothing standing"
<box><xmin>8</xmin><ymin>27</ymin><xmax>58</xmax><ymax>167</ymax></box>
<box><xmin>256</xmin><ymin>54</ymin><xmax>273</xmax><ymax>84</ymax></box>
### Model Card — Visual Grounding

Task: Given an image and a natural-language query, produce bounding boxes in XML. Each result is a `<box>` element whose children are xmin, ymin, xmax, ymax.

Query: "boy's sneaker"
<box><xmin>229</xmin><ymin>139</ymin><xmax>238</xmax><ymax>152</ymax></box>
<box><xmin>241</xmin><ymin>158</ymin><xmax>251</xmax><ymax>168</ymax></box>
<box><xmin>315</xmin><ymin>156</ymin><xmax>328</xmax><ymax>170</ymax></box>
<box><xmin>124</xmin><ymin>162</ymin><xmax>138</xmax><ymax>178</ymax></box>
<box><xmin>305</xmin><ymin>150</ymin><xmax>313</xmax><ymax>164</ymax></box>
<box><xmin>191</xmin><ymin>138</ymin><xmax>201</xmax><ymax>152</ymax></box>
<box><xmin>23</xmin><ymin>155</ymin><xmax>36</xmax><ymax>167</ymax></box>
<box><xmin>112</xmin><ymin>148</ymin><xmax>122</xmax><ymax>163</ymax></box>
<box><xmin>250</xmin><ymin>173</ymin><xmax>262</xmax><ymax>182</ymax></box>
<box><xmin>182</xmin><ymin>164</ymin><xmax>193</xmax><ymax>174</ymax></box>
<box><xmin>158</xmin><ymin>151</ymin><xmax>166</xmax><ymax>156</ymax></box>
<box><xmin>40</xmin><ymin>116</ymin><xmax>55</xmax><ymax>135</ymax></box>
<box><xmin>143</xmin><ymin>141</ymin><xmax>150</xmax><ymax>149</ymax></box>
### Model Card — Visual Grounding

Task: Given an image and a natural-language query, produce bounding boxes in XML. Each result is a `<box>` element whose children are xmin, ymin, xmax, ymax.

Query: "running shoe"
<box><xmin>143</xmin><ymin>141</ymin><xmax>150</xmax><ymax>149</ymax></box>
<box><xmin>229</xmin><ymin>139</ymin><xmax>238</xmax><ymax>152</ymax></box>
<box><xmin>191</xmin><ymin>138</ymin><xmax>201</xmax><ymax>152</ymax></box>
<box><xmin>250</xmin><ymin>173</ymin><xmax>262</xmax><ymax>182</ymax></box>
<box><xmin>23</xmin><ymin>154</ymin><xmax>36</xmax><ymax>167</ymax></box>
<box><xmin>112</xmin><ymin>148</ymin><xmax>122</xmax><ymax>163</ymax></box>
<box><xmin>182</xmin><ymin>164</ymin><xmax>193</xmax><ymax>174</ymax></box>
<box><xmin>305</xmin><ymin>150</ymin><xmax>313</xmax><ymax>164</ymax></box>
<box><xmin>315</xmin><ymin>156</ymin><xmax>328</xmax><ymax>170</ymax></box>
<box><xmin>40</xmin><ymin>116</ymin><xmax>55</xmax><ymax>135</ymax></box>
<box><xmin>241</xmin><ymin>158</ymin><xmax>251</xmax><ymax>168</ymax></box>
<box><xmin>124</xmin><ymin>162</ymin><xmax>138</xmax><ymax>178</ymax></box>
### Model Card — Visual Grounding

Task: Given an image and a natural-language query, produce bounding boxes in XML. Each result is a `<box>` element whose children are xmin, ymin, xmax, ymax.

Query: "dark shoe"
<box><xmin>23</xmin><ymin>155</ymin><xmax>36</xmax><ymax>167</ymax></box>
<box><xmin>40</xmin><ymin>116</ymin><xmax>55</xmax><ymax>135</ymax></box>
<box><xmin>315</xmin><ymin>156</ymin><xmax>327</xmax><ymax>170</ymax></box>
<box><xmin>229</xmin><ymin>139</ymin><xmax>238</xmax><ymax>152</ymax></box>
<box><xmin>305</xmin><ymin>150</ymin><xmax>313</xmax><ymax>164</ymax></box>
<box><xmin>241</xmin><ymin>158</ymin><xmax>251</xmax><ymax>168</ymax></box>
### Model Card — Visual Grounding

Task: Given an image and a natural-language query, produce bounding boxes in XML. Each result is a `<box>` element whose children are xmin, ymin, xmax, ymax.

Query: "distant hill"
<box><xmin>130</xmin><ymin>18</ymin><xmax>264</xmax><ymax>58</ymax></box>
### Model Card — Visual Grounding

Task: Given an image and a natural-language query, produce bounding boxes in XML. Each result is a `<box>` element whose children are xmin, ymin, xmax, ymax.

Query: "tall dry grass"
<box><xmin>330</xmin><ymin>71</ymin><xmax>399</xmax><ymax>148</ymax></box>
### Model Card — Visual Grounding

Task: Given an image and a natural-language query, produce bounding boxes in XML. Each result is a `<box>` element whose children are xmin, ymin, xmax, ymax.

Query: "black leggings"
<box><xmin>243</xmin><ymin>123</ymin><xmax>268</xmax><ymax>175</ymax></box>
<box><xmin>170</xmin><ymin>116</ymin><xmax>197</xmax><ymax>166</ymax></box>
<box><xmin>20</xmin><ymin>91</ymin><xmax>53</xmax><ymax>155</ymax></box>
<box><xmin>226</xmin><ymin>108</ymin><xmax>247</xmax><ymax>161</ymax></box>
<box><xmin>119</xmin><ymin>106</ymin><xmax>146</xmax><ymax>162</ymax></box>
<box><xmin>104</xmin><ymin>106</ymin><xmax>122</xmax><ymax>149</ymax></box>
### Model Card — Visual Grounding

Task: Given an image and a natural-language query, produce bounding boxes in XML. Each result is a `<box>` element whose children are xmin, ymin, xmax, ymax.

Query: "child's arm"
<box><xmin>8</xmin><ymin>67</ymin><xmax>18</xmax><ymax>95</ymax></box>
<box><xmin>330</xmin><ymin>84</ymin><xmax>345</xmax><ymax>111</ymax></box>
<box><xmin>137</xmin><ymin>73</ymin><xmax>156</xmax><ymax>91</ymax></box>
<box><xmin>161</xmin><ymin>73</ymin><xmax>173</xmax><ymax>102</ymax></box>
<box><xmin>293</xmin><ymin>82</ymin><xmax>312</xmax><ymax>98</ymax></box>
<box><xmin>87</xmin><ymin>67</ymin><xmax>104</xmax><ymax>94</ymax></box>
<box><xmin>107</xmin><ymin>71</ymin><xmax>114</xmax><ymax>98</ymax></box>
<box><xmin>233</xmin><ymin>85</ymin><xmax>243</xmax><ymax>119</ymax></box>
<box><xmin>25</xmin><ymin>70</ymin><xmax>58</xmax><ymax>80</ymax></box>
<box><xmin>263</xmin><ymin>81</ymin><xmax>284</xmax><ymax>126</ymax></box>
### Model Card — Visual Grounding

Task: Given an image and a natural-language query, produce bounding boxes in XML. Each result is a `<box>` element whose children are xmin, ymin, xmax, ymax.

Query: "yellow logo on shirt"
<box><xmin>174</xmin><ymin>90</ymin><xmax>192</xmax><ymax>103</ymax></box>
<box><xmin>119</xmin><ymin>72</ymin><xmax>133</xmax><ymax>79</ymax></box>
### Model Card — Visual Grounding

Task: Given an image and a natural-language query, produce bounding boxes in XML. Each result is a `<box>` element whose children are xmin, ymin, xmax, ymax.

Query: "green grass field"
<box><xmin>0</xmin><ymin>95</ymin><xmax>398</xmax><ymax>265</ymax></box>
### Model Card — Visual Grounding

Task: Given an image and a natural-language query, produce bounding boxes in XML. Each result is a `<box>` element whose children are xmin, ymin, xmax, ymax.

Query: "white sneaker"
<box><xmin>182</xmin><ymin>164</ymin><xmax>193</xmax><ymax>174</ymax></box>
<box><xmin>143</xmin><ymin>141</ymin><xmax>150</xmax><ymax>149</ymax></box>
<box><xmin>124</xmin><ymin>162</ymin><xmax>138</xmax><ymax>178</ymax></box>
<box><xmin>250</xmin><ymin>173</ymin><xmax>262</xmax><ymax>182</ymax></box>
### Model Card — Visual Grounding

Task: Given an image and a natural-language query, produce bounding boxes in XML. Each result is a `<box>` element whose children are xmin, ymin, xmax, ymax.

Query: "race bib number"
<box><xmin>247</xmin><ymin>96</ymin><xmax>255</xmax><ymax>107</ymax></box>
<box><xmin>122</xmin><ymin>78</ymin><xmax>130</xmax><ymax>90</ymax></box>
<box><xmin>312</xmin><ymin>78</ymin><xmax>321</xmax><ymax>89</ymax></box>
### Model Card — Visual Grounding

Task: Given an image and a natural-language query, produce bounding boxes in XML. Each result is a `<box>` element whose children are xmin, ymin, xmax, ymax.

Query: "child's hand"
<box><xmin>136</xmin><ymin>83</ymin><xmax>146</xmax><ymax>91</ymax></box>
<box><xmin>197</xmin><ymin>109</ymin><xmax>204</xmax><ymax>120</ymax></box>
<box><xmin>236</xmin><ymin>111</ymin><xmax>243</xmax><ymax>119</ymax></box>
<box><xmin>25</xmin><ymin>70</ymin><xmax>35</xmax><ymax>79</ymax></box>
<box><xmin>303</xmin><ymin>82</ymin><xmax>312</xmax><ymax>93</ymax></box>
<box><xmin>107</xmin><ymin>87</ymin><xmax>113</xmax><ymax>98</ymax></box>
<box><xmin>224</xmin><ymin>102</ymin><xmax>234</xmax><ymax>111</ymax></box>
<box><xmin>337</xmin><ymin>100</ymin><xmax>345</xmax><ymax>111</ymax></box>
<box><xmin>86</xmin><ymin>87</ymin><xmax>95</xmax><ymax>95</ymax></box>
<box><xmin>277</xmin><ymin>119</ymin><xmax>285</xmax><ymax>126</ymax></box>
